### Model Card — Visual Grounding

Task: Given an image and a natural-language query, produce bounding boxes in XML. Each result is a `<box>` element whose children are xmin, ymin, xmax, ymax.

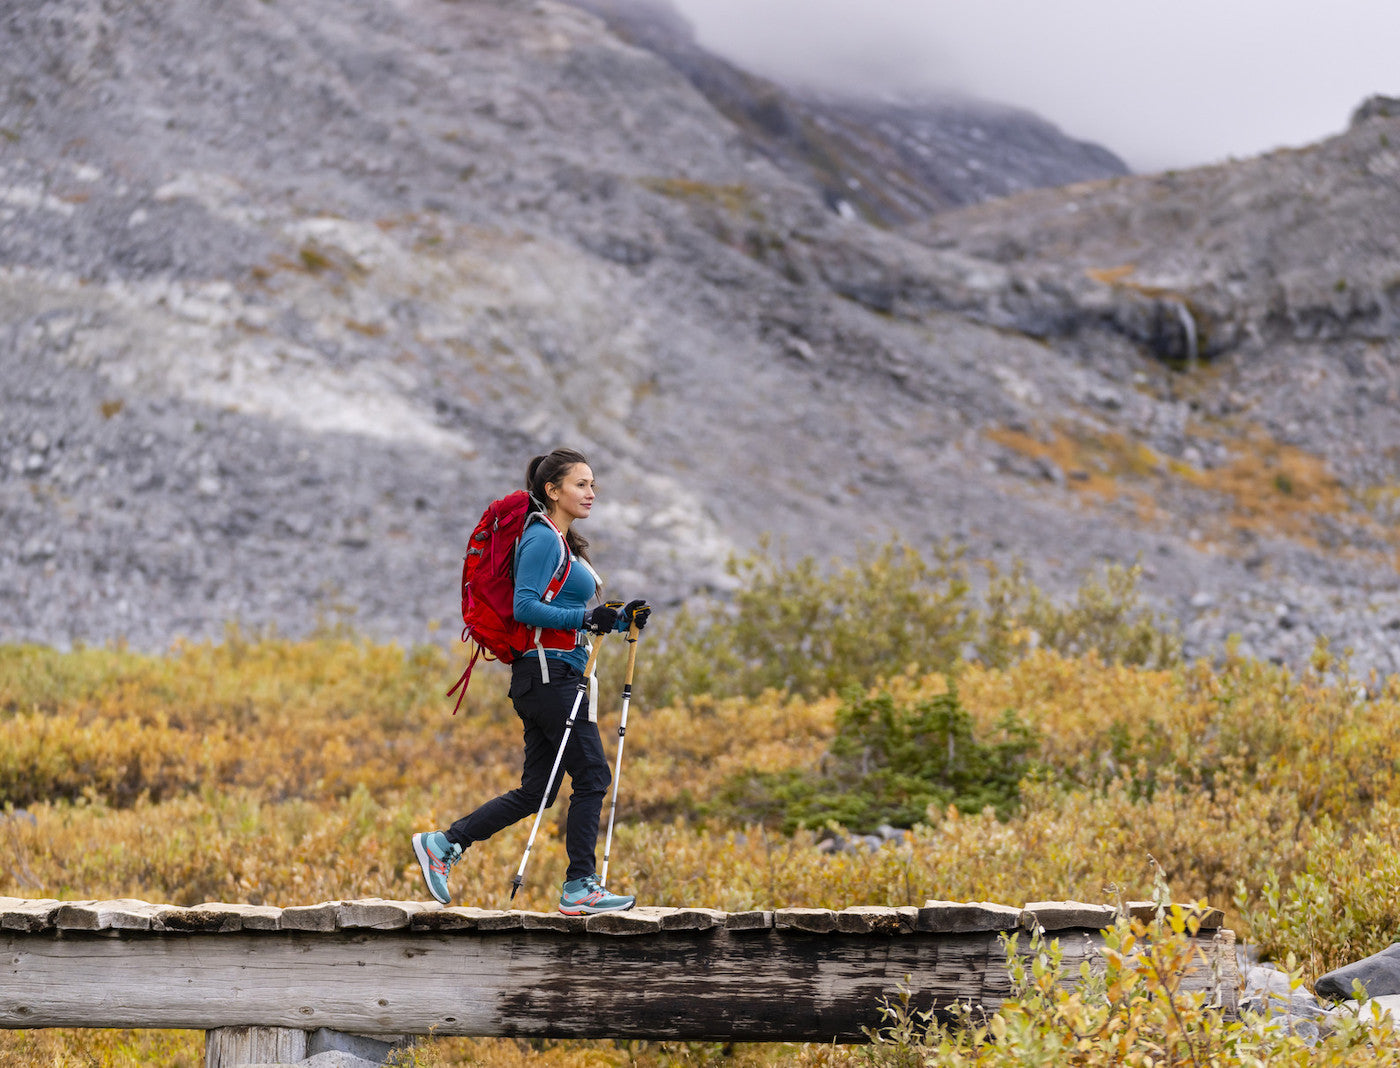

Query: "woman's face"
<box><xmin>547</xmin><ymin>463</ymin><xmax>595</xmax><ymax>525</ymax></box>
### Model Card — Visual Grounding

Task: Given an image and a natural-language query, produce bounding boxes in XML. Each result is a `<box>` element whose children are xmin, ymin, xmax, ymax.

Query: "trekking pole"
<box><xmin>509</xmin><ymin>635</ymin><xmax>606</xmax><ymax>905</ymax></box>
<box><xmin>599</xmin><ymin>619</ymin><xmax>641</xmax><ymax>887</ymax></box>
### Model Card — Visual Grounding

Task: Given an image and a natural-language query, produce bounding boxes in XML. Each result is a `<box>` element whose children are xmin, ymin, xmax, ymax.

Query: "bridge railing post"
<box><xmin>204</xmin><ymin>1025</ymin><xmax>408</xmax><ymax>1066</ymax></box>
<box><xmin>204</xmin><ymin>1025</ymin><xmax>307</xmax><ymax>1068</ymax></box>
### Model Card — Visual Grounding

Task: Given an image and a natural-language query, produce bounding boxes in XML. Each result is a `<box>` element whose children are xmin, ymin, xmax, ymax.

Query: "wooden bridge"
<box><xmin>1</xmin><ymin>895</ymin><xmax>1237</xmax><ymax>1066</ymax></box>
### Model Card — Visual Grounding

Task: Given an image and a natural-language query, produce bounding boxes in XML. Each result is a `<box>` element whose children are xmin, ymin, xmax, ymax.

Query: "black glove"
<box><xmin>582</xmin><ymin>601</ymin><xmax>623</xmax><ymax>634</ymax></box>
<box><xmin>622</xmin><ymin>599</ymin><xmax>651</xmax><ymax>631</ymax></box>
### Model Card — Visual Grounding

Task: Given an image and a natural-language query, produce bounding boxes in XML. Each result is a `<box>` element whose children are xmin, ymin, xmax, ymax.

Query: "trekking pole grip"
<box><xmin>583</xmin><ymin>632</ymin><xmax>605</xmax><ymax>677</ymax></box>
<box><xmin>624</xmin><ymin>622</ymin><xmax>640</xmax><ymax>683</ymax></box>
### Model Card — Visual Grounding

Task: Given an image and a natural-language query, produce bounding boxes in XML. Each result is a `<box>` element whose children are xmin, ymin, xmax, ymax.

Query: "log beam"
<box><xmin>0</xmin><ymin>898</ymin><xmax>1238</xmax><ymax>1044</ymax></box>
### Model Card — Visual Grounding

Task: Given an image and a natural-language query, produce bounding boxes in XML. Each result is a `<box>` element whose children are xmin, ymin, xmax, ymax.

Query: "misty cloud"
<box><xmin>669</xmin><ymin>0</ymin><xmax>1400</xmax><ymax>171</ymax></box>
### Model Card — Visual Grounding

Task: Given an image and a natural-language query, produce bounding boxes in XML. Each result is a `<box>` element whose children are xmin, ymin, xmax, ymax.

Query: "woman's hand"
<box><xmin>582</xmin><ymin>602</ymin><xmax>623</xmax><ymax>634</ymax></box>
<box><xmin>622</xmin><ymin>599</ymin><xmax>651</xmax><ymax>631</ymax></box>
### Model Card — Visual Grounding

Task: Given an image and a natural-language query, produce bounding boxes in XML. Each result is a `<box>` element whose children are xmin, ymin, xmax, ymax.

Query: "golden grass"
<box><xmin>1174</xmin><ymin>424</ymin><xmax>1354</xmax><ymax>547</ymax></box>
<box><xmin>985</xmin><ymin>424</ymin><xmax>1160</xmax><ymax>506</ymax></box>
<box><xmin>639</xmin><ymin>177</ymin><xmax>757</xmax><ymax>218</ymax></box>
<box><xmin>984</xmin><ymin>418</ymin><xmax>1393</xmax><ymax>557</ymax></box>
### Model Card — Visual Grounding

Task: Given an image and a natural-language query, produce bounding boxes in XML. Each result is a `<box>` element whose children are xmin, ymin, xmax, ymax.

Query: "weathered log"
<box><xmin>0</xmin><ymin>927</ymin><xmax>990</xmax><ymax>1040</ymax></box>
<box><xmin>0</xmin><ymin>897</ymin><xmax>1239</xmax><ymax>1043</ymax></box>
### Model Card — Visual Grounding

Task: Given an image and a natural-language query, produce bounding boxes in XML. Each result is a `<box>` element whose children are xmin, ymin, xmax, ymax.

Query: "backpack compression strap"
<box><xmin>446</xmin><ymin>646</ymin><xmax>482</xmax><ymax>716</ymax></box>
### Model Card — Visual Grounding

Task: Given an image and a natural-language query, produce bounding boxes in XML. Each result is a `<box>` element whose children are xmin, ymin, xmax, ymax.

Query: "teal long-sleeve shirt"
<box><xmin>513</xmin><ymin>518</ymin><xmax>624</xmax><ymax>675</ymax></box>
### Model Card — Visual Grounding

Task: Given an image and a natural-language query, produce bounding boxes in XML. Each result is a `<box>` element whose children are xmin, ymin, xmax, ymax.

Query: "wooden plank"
<box><xmin>585</xmin><ymin>909</ymin><xmax>663</xmax><ymax>935</ymax></box>
<box><xmin>216</xmin><ymin>904</ymin><xmax>284</xmax><ymax>932</ymax></box>
<box><xmin>834</xmin><ymin>907</ymin><xmax>918</xmax><ymax>935</ymax></box>
<box><xmin>721</xmin><ymin>911</ymin><xmax>772</xmax><ymax>931</ymax></box>
<box><xmin>54</xmin><ymin>900</ymin><xmax>160</xmax><ymax>932</ymax></box>
<box><xmin>475</xmin><ymin>912</ymin><xmax>525</xmax><ymax>932</ymax></box>
<box><xmin>520</xmin><ymin>913</ymin><xmax>587</xmax><ymax>933</ymax></box>
<box><xmin>1195</xmin><ymin>908</ymin><xmax>1225</xmax><ymax>930</ymax></box>
<box><xmin>158</xmin><ymin>907</ymin><xmax>254</xmax><ymax>929</ymax></box>
<box><xmin>1</xmin><ymin>899</ymin><xmax>63</xmax><ymax>933</ymax></box>
<box><xmin>917</xmin><ymin>900</ymin><xmax>1022</xmax><ymax>934</ymax></box>
<box><xmin>774</xmin><ymin>908</ymin><xmax>837</xmax><ymax>933</ymax></box>
<box><xmin>1021</xmin><ymin>900</ymin><xmax>1117</xmax><ymax>932</ymax></box>
<box><xmin>410</xmin><ymin>907</ymin><xmax>486</xmax><ymax>932</ymax></box>
<box><xmin>659</xmin><ymin>908</ymin><xmax>725</xmax><ymax>932</ymax></box>
<box><xmin>337</xmin><ymin>899</ymin><xmax>431</xmax><ymax>931</ymax></box>
<box><xmin>279</xmin><ymin>901</ymin><xmax>341</xmax><ymax>933</ymax></box>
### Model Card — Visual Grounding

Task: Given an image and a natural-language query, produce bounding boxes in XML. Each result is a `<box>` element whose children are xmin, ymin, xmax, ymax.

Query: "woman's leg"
<box><xmin>416</xmin><ymin>660</ymin><xmax>591</xmax><ymax>902</ymax></box>
<box><xmin>446</xmin><ymin>659</ymin><xmax>597</xmax><ymax>849</ymax></box>
<box><xmin>559</xmin><ymin>717</ymin><xmax>610</xmax><ymax>883</ymax></box>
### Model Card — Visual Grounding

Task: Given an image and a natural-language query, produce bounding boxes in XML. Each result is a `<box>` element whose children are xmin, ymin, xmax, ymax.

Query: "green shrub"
<box><xmin>644</xmin><ymin>539</ymin><xmax>975</xmax><ymax>705</ymax></box>
<box><xmin>977</xmin><ymin>559</ymin><xmax>1181</xmax><ymax>670</ymax></box>
<box><xmin>1235</xmin><ymin>805</ymin><xmax>1400</xmax><ymax>979</ymax></box>
<box><xmin>639</xmin><ymin>542</ymin><xmax>1179</xmax><ymax>707</ymax></box>
<box><xmin>708</xmin><ymin>680</ymin><xmax>1037</xmax><ymax>833</ymax></box>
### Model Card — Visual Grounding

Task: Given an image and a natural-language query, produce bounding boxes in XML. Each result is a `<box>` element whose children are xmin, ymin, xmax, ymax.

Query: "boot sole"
<box><xmin>558</xmin><ymin>900</ymin><xmax>636</xmax><ymax>916</ymax></box>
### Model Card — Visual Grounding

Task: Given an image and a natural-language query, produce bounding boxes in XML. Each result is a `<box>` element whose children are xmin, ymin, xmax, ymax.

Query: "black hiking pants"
<box><xmin>446</xmin><ymin>656</ymin><xmax>610</xmax><ymax>884</ymax></box>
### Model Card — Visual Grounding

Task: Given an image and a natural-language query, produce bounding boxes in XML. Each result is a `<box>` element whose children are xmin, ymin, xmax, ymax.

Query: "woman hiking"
<box><xmin>412</xmin><ymin>448</ymin><xmax>649</xmax><ymax>914</ymax></box>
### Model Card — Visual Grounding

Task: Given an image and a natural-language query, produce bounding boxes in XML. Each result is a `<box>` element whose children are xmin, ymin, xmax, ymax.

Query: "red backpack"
<box><xmin>446</xmin><ymin>490</ymin><xmax>575</xmax><ymax>713</ymax></box>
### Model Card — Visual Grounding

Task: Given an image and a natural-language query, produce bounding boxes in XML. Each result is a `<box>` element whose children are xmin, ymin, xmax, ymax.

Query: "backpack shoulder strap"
<box><xmin>520</xmin><ymin>512</ymin><xmax>572</xmax><ymax>601</ymax></box>
<box><xmin>516</xmin><ymin>511</ymin><xmax>574</xmax><ymax>684</ymax></box>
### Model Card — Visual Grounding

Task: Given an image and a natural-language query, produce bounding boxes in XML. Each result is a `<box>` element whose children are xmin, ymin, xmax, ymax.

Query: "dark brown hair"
<box><xmin>526</xmin><ymin>448</ymin><xmax>592</xmax><ymax>564</ymax></box>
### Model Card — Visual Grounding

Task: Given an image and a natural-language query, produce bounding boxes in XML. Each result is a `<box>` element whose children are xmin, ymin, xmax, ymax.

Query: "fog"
<box><xmin>669</xmin><ymin>0</ymin><xmax>1400</xmax><ymax>172</ymax></box>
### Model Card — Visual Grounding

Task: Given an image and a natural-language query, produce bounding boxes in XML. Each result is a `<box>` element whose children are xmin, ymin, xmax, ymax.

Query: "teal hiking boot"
<box><xmin>558</xmin><ymin>875</ymin><xmax>635</xmax><ymax>915</ymax></box>
<box><xmin>412</xmin><ymin>831</ymin><xmax>463</xmax><ymax>905</ymax></box>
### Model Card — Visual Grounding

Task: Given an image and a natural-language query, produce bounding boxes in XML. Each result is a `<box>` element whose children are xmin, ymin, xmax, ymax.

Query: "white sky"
<box><xmin>668</xmin><ymin>0</ymin><xmax>1400</xmax><ymax>172</ymax></box>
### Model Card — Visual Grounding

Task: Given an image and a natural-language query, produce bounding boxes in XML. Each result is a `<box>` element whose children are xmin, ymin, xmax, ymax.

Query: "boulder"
<box><xmin>1315</xmin><ymin>943</ymin><xmax>1400</xmax><ymax>1000</ymax></box>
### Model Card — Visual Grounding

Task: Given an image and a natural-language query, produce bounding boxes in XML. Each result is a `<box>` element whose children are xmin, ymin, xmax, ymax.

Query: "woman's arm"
<box><xmin>513</xmin><ymin>525</ymin><xmax>586</xmax><ymax>632</ymax></box>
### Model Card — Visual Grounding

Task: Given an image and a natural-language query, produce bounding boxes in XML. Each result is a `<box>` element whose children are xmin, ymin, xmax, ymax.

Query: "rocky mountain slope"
<box><xmin>563</xmin><ymin>0</ymin><xmax>1129</xmax><ymax>224</ymax></box>
<box><xmin>2</xmin><ymin>0</ymin><xmax>1398</xmax><ymax>681</ymax></box>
